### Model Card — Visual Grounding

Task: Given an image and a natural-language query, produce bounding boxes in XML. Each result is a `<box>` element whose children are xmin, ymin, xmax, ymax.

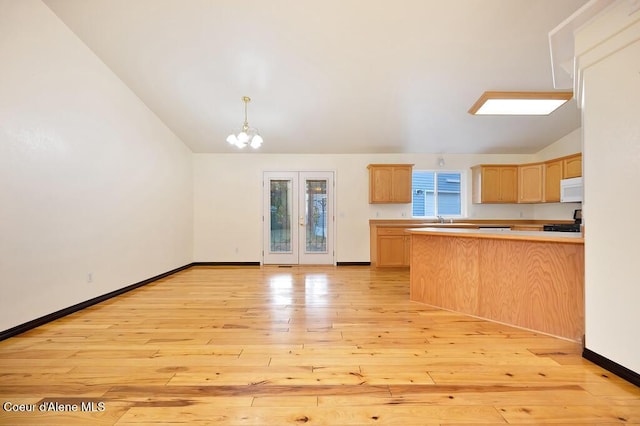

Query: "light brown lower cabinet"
<box><xmin>376</xmin><ymin>227</ymin><xmax>411</xmax><ymax>267</ymax></box>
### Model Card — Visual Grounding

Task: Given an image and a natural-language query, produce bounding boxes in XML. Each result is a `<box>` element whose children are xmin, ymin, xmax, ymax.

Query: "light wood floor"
<box><xmin>1</xmin><ymin>266</ymin><xmax>638</xmax><ymax>425</ymax></box>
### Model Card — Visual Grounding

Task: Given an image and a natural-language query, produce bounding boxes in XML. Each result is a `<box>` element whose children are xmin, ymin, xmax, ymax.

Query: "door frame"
<box><xmin>262</xmin><ymin>170</ymin><xmax>335</xmax><ymax>265</ymax></box>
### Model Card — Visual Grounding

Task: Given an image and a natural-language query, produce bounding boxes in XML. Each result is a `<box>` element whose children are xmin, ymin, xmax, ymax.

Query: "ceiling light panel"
<box><xmin>469</xmin><ymin>91</ymin><xmax>573</xmax><ymax>115</ymax></box>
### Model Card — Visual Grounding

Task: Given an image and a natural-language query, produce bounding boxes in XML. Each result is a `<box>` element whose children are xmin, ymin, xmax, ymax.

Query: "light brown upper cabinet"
<box><xmin>563</xmin><ymin>153</ymin><xmax>582</xmax><ymax>178</ymax></box>
<box><xmin>471</xmin><ymin>165</ymin><xmax>518</xmax><ymax>203</ymax></box>
<box><xmin>544</xmin><ymin>159</ymin><xmax>563</xmax><ymax>202</ymax></box>
<box><xmin>368</xmin><ymin>164</ymin><xmax>414</xmax><ymax>203</ymax></box>
<box><xmin>518</xmin><ymin>163</ymin><xmax>544</xmax><ymax>203</ymax></box>
<box><xmin>545</xmin><ymin>154</ymin><xmax>582</xmax><ymax>203</ymax></box>
<box><xmin>472</xmin><ymin>154</ymin><xmax>581</xmax><ymax>205</ymax></box>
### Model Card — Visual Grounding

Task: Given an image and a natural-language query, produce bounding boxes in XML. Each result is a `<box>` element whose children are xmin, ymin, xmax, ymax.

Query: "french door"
<box><xmin>263</xmin><ymin>171</ymin><xmax>334</xmax><ymax>265</ymax></box>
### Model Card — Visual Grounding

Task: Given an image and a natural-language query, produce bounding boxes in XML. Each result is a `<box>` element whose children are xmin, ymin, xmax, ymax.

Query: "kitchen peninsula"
<box><xmin>408</xmin><ymin>227</ymin><xmax>584</xmax><ymax>341</ymax></box>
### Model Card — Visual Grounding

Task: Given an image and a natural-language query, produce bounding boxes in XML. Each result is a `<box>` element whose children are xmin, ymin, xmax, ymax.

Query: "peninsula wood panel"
<box><xmin>478</xmin><ymin>239</ymin><xmax>584</xmax><ymax>341</ymax></box>
<box><xmin>410</xmin><ymin>235</ymin><xmax>479</xmax><ymax>313</ymax></box>
<box><xmin>410</xmin><ymin>234</ymin><xmax>585</xmax><ymax>341</ymax></box>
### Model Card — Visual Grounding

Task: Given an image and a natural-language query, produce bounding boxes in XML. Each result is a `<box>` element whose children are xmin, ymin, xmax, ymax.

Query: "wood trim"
<box><xmin>583</xmin><ymin>348</ymin><xmax>640</xmax><ymax>387</ymax></box>
<box><xmin>551</xmin><ymin>152</ymin><xmax>583</xmax><ymax>163</ymax></box>
<box><xmin>468</xmin><ymin>91</ymin><xmax>572</xmax><ymax>114</ymax></box>
<box><xmin>469</xmin><ymin>163</ymin><xmax>519</xmax><ymax>168</ymax></box>
<box><xmin>192</xmin><ymin>262</ymin><xmax>261</xmax><ymax>267</ymax></box>
<box><xmin>366</xmin><ymin>163</ymin><xmax>415</xmax><ymax>168</ymax></box>
<box><xmin>512</xmin><ymin>153</ymin><xmax>582</xmax><ymax>168</ymax></box>
<box><xmin>369</xmin><ymin>219</ymin><xmax>575</xmax><ymax>225</ymax></box>
<box><xmin>0</xmin><ymin>263</ymin><xmax>194</xmax><ymax>342</ymax></box>
<box><xmin>407</xmin><ymin>228</ymin><xmax>584</xmax><ymax>244</ymax></box>
<box><xmin>470</xmin><ymin>155</ymin><xmax>581</xmax><ymax>180</ymax></box>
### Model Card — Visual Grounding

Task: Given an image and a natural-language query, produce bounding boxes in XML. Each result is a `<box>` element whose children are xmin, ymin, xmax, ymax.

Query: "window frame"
<box><xmin>411</xmin><ymin>169</ymin><xmax>467</xmax><ymax>219</ymax></box>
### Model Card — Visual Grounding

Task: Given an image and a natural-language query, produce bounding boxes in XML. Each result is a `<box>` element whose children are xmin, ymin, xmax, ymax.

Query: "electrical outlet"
<box><xmin>87</xmin><ymin>273</ymin><xmax>93</xmax><ymax>283</ymax></box>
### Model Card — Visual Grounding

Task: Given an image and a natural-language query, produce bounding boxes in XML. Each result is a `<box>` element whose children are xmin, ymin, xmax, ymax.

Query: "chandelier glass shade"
<box><xmin>226</xmin><ymin>96</ymin><xmax>263</xmax><ymax>149</ymax></box>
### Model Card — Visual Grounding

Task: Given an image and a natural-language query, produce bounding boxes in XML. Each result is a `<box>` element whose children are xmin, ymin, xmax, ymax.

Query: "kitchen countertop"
<box><xmin>374</xmin><ymin>222</ymin><xmax>481</xmax><ymax>228</ymax></box>
<box><xmin>369</xmin><ymin>219</ymin><xmax>572</xmax><ymax>228</ymax></box>
<box><xmin>407</xmin><ymin>227</ymin><xmax>584</xmax><ymax>244</ymax></box>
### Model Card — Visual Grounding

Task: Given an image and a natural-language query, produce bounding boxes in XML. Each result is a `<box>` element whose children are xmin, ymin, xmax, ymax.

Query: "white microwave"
<box><xmin>560</xmin><ymin>177</ymin><xmax>583</xmax><ymax>203</ymax></box>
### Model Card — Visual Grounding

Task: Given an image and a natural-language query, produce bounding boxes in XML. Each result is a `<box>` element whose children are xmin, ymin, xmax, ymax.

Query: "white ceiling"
<box><xmin>43</xmin><ymin>0</ymin><xmax>588</xmax><ymax>154</ymax></box>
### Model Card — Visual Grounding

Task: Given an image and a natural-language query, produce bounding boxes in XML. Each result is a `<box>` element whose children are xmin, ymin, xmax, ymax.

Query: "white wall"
<box><xmin>194</xmin><ymin>136</ymin><xmax>585</xmax><ymax>264</ymax></box>
<box><xmin>577</xmin><ymin>1</ymin><xmax>640</xmax><ymax>374</ymax></box>
<box><xmin>194</xmin><ymin>152</ymin><xmax>539</xmax><ymax>263</ymax></box>
<box><xmin>534</xmin><ymin>128</ymin><xmax>582</xmax><ymax>161</ymax></box>
<box><xmin>0</xmin><ymin>0</ymin><xmax>194</xmax><ymax>331</ymax></box>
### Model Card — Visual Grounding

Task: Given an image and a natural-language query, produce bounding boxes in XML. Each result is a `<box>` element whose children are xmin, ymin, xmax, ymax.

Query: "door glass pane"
<box><xmin>305</xmin><ymin>180</ymin><xmax>327</xmax><ymax>253</ymax></box>
<box><xmin>270</xmin><ymin>180</ymin><xmax>292</xmax><ymax>253</ymax></box>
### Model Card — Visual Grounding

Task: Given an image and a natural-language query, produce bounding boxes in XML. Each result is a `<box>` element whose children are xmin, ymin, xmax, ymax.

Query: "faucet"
<box><xmin>437</xmin><ymin>216</ymin><xmax>445</xmax><ymax>223</ymax></box>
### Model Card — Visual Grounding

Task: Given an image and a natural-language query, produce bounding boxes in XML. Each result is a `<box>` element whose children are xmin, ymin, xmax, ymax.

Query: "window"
<box><xmin>412</xmin><ymin>171</ymin><xmax>464</xmax><ymax>217</ymax></box>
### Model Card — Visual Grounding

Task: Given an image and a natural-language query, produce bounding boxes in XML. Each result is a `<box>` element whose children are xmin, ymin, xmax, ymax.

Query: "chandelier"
<box><xmin>226</xmin><ymin>96</ymin><xmax>263</xmax><ymax>149</ymax></box>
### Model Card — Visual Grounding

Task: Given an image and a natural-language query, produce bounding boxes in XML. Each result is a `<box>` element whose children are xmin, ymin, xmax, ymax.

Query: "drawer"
<box><xmin>511</xmin><ymin>225</ymin><xmax>544</xmax><ymax>231</ymax></box>
<box><xmin>377</xmin><ymin>227</ymin><xmax>409</xmax><ymax>236</ymax></box>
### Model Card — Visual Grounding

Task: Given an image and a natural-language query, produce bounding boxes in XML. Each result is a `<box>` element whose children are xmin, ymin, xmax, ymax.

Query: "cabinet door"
<box><xmin>368</xmin><ymin>164</ymin><xmax>413</xmax><ymax>203</ymax></box>
<box><xmin>392</xmin><ymin>166</ymin><xmax>413</xmax><ymax>203</ymax></box>
<box><xmin>563</xmin><ymin>154</ymin><xmax>582</xmax><ymax>178</ymax></box>
<box><xmin>369</xmin><ymin>167</ymin><xmax>393</xmax><ymax>203</ymax></box>
<box><xmin>499</xmin><ymin>167</ymin><xmax>518</xmax><ymax>203</ymax></box>
<box><xmin>544</xmin><ymin>160</ymin><xmax>562</xmax><ymax>202</ymax></box>
<box><xmin>481</xmin><ymin>167</ymin><xmax>502</xmax><ymax>202</ymax></box>
<box><xmin>518</xmin><ymin>164</ymin><xmax>543</xmax><ymax>203</ymax></box>
<box><xmin>377</xmin><ymin>235</ymin><xmax>406</xmax><ymax>267</ymax></box>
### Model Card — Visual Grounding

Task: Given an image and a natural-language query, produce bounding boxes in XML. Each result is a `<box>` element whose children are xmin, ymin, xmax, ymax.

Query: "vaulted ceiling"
<box><xmin>43</xmin><ymin>0</ymin><xmax>588</xmax><ymax>154</ymax></box>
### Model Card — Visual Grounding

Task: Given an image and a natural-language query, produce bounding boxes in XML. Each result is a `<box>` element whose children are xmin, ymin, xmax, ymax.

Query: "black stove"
<box><xmin>543</xmin><ymin>209</ymin><xmax>582</xmax><ymax>232</ymax></box>
<box><xmin>543</xmin><ymin>223</ymin><xmax>581</xmax><ymax>232</ymax></box>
